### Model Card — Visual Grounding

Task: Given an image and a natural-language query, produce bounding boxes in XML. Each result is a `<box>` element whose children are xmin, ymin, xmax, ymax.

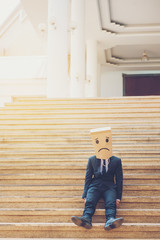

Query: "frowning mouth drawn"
<box><xmin>98</xmin><ymin>148</ymin><xmax>110</xmax><ymax>152</ymax></box>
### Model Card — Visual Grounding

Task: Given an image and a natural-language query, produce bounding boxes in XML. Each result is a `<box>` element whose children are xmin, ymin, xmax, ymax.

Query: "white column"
<box><xmin>85</xmin><ymin>40</ymin><xmax>98</xmax><ymax>97</ymax></box>
<box><xmin>70</xmin><ymin>0</ymin><xmax>85</xmax><ymax>98</ymax></box>
<box><xmin>47</xmin><ymin>0</ymin><xmax>69</xmax><ymax>98</ymax></box>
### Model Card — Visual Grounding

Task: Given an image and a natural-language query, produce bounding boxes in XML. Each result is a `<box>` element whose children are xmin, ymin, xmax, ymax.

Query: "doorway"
<box><xmin>123</xmin><ymin>74</ymin><xmax>160</xmax><ymax>96</ymax></box>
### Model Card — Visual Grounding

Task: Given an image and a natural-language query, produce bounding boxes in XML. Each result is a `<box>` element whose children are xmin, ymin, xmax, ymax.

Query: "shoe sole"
<box><xmin>104</xmin><ymin>217</ymin><xmax>124</xmax><ymax>231</ymax></box>
<box><xmin>71</xmin><ymin>216</ymin><xmax>92</xmax><ymax>229</ymax></box>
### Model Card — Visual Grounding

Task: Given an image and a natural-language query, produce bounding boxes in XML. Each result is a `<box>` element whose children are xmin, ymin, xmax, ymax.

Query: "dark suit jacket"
<box><xmin>82</xmin><ymin>155</ymin><xmax>123</xmax><ymax>200</ymax></box>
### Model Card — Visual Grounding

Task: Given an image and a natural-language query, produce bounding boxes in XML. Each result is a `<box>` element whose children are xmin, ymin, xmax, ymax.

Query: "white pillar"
<box><xmin>47</xmin><ymin>0</ymin><xmax>69</xmax><ymax>98</ymax></box>
<box><xmin>85</xmin><ymin>40</ymin><xmax>98</xmax><ymax>97</ymax></box>
<box><xmin>70</xmin><ymin>0</ymin><xmax>85</xmax><ymax>98</ymax></box>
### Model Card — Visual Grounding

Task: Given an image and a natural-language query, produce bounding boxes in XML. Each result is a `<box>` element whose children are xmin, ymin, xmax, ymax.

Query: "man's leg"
<box><xmin>83</xmin><ymin>186</ymin><xmax>101</xmax><ymax>222</ymax></box>
<box><xmin>103</xmin><ymin>187</ymin><xmax>117</xmax><ymax>220</ymax></box>
<box><xmin>103</xmin><ymin>187</ymin><xmax>123</xmax><ymax>230</ymax></box>
<box><xmin>71</xmin><ymin>186</ymin><xmax>101</xmax><ymax>229</ymax></box>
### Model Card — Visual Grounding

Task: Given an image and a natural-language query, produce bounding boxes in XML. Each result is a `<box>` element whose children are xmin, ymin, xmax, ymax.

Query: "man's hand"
<box><xmin>83</xmin><ymin>198</ymin><xmax>86</xmax><ymax>203</ymax></box>
<box><xmin>116</xmin><ymin>199</ymin><xmax>120</xmax><ymax>208</ymax></box>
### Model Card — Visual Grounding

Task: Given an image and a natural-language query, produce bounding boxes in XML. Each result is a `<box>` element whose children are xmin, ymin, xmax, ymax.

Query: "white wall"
<box><xmin>100</xmin><ymin>67</ymin><xmax>123</xmax><ymax>97</ymax></box>
<box><xmin>0</xmin><ymin>56</ymin><xmax>47</xmax><ymax>105</ymax></box>
<box><xmin>100</xmin><ymin>66</ymin><xmax>160</xmax><ymax>97</ymax></box>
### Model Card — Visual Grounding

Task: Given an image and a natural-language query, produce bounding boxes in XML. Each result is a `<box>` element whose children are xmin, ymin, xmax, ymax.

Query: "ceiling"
<box><xmin>2</xmin><ymin>0</ymin><xmax>160</xmax><ymax>71</ymax></box>
<box><xmin>96</xmin><ymin>0</ymin><xmax>160</xmax><ymax>70</ymax></box>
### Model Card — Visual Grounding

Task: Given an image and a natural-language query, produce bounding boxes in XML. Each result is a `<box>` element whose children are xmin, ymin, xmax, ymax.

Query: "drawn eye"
<box><xmin>106</xmin><ymin>138</ymin><xmax>109</xmax><ymax>143</ymax></box>
<box><xmin>96</xmin><ymin>139</ymin><xmax>99</xmax><ymax>144</ymax></box>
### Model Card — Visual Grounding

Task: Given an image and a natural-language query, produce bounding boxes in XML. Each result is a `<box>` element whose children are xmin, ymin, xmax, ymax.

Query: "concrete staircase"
<box><xmin>0</xmin><ymin>95</ymin><xmax>160</xmax><ymax>239</ymax></box>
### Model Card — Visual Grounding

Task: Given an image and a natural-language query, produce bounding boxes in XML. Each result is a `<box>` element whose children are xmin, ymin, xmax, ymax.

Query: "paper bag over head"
<box><xmin>90</xmin><ymin>127</ymin><xmax>112</xmax><ymax>159</ymax></box>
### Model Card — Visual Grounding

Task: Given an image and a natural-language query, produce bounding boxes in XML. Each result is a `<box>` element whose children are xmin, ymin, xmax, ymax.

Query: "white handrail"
<box><xmin>0</xmin><ymin>2</ymin><xmax>27</xmax><ymax>38</ymax></box>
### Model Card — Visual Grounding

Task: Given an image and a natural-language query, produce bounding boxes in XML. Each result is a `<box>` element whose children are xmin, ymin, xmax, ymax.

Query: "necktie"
<box><xmin>102</xmin><ymin>159</ymin><xmax>106</xmax><ymax>174</ymax></box>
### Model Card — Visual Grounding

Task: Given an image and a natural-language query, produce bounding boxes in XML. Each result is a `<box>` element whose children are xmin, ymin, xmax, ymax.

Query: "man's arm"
<box><xmin>82</xmin><ymin>158</ymin><xmax>93</xmax><ymax>199</ymax></box>
<box><xmin>115</xmin><ymin>158</ymin><xmax>123</xmax><ymax>201</ymax></box>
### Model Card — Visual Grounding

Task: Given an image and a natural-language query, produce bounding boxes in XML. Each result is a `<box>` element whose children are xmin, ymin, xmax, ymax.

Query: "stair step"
<box><xmin>0</xmin><ymin>164</ymin><xmax>159</xmax><ymax>174</ymax></box>
<box><xmin>0</xmin><ymin>185</ymin><xmax>160</xmax><ymax>197</ymax></box>
<box><xmin>0</xmin><ymin>169</ymin><xmax>159</xmax><ymax>174</ymax></box>
<box><xmin>1</xmin><ymin>137</ymin><xmax>160</xmax><ymax>144</ymax></box>
<box><xmin>0</xmin><ymin>122</ymin><xmax>160</xmax><ymax>128</ymax></box>
<box><xmin>8</xmin><ymin>98</ymin><xmax>160</xmax><ymax>105</ymax></box>
<box><xmin>0</xmin><ymin>156</ymin><xmax>159</xmax><ymax>160</ymax></box>
<box><xmin>0</xmin><ymin>157</ymin><xmax>159</xmax><ymax>165</ymax></box>
<box><xmin>0</xmin><ymin>132</ymin><xmax>159</xmax><ymax>139</ymax></box>
<box><xmin>0</xmin><ymin>131</ymin><xmax>159</xmax><ymax>137</ymax></box>
<box><xmin>4</xmin><ymin>103</ymin><xmax>160</xmax><ymax>110</ymax></box>
<box><xmin>0</xmin><ymin>143</ymin><xmax>159</xmax><ymax>149</ymax></box>
<box><xmin>0</xmin><ymin>149</ymin><xmax>160</xmax><ymax>154</ymax></box>
<box><xmin>0</xmin><ymin>111</ymin><xmax>160</xmax><ymax>118</ymax></box>
<box><xmin>1</xmin><ymin>132</ymin><xmax>160</xmax><ymax>136</ymax></box>
<box><xmin>11</xmin><ymin>95</ymin><xmax>160</xmax><ymax>102</ymax></box>
<box><xmin>1</xmin><ymin>239</ymin><xmax>157</xmax><ymax>240</ymax></box>
<box><xmin>0</xmin><ymin>151</ymin><xmax>159</xmax><ymax>159</ymax></box>
<box><xmin>0</xmin><ymin>223</ymin><xmax>159</xmax><ymax>238</ymax></box>
<box><xmin>0</xmin><ymin>208</ymin><xmax>159</xmax><ymax>223</ymax></box>
<box><xmin>0</xmin><ymin>164</ymin><xmax>159</xmax><ymax>172</ymax></box>
<box><xmin>1</xmin><ymin>108</ymin><xmax>160</xmax><ymax>115</ymax></box>
<box><xmin>0</xmin><ymin>196</ymin><xmax>159</xmax><ymax>209</ymax></box>
<box><xmin>0</xmin><ymin>173</ymin><xmax>159</xmax><ymax>185</ymax></box>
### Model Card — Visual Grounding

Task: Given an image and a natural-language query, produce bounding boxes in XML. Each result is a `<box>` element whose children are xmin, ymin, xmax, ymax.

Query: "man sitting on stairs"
<box><xmin>71</xmin><ymin>127</ymin><xmax>124</xmax><ymax>231</ymax></box>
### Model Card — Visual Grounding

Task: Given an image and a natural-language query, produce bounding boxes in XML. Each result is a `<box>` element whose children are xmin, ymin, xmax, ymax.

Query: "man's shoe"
<box><xmin>104</xmin><ymin>217</ymin><xmax>124</xmax><ymax>231</ymax></box>
<box><xmin>71</xmin><ymin>216</ymin><xmax>92</xmax><ymax>229</ymax></box>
